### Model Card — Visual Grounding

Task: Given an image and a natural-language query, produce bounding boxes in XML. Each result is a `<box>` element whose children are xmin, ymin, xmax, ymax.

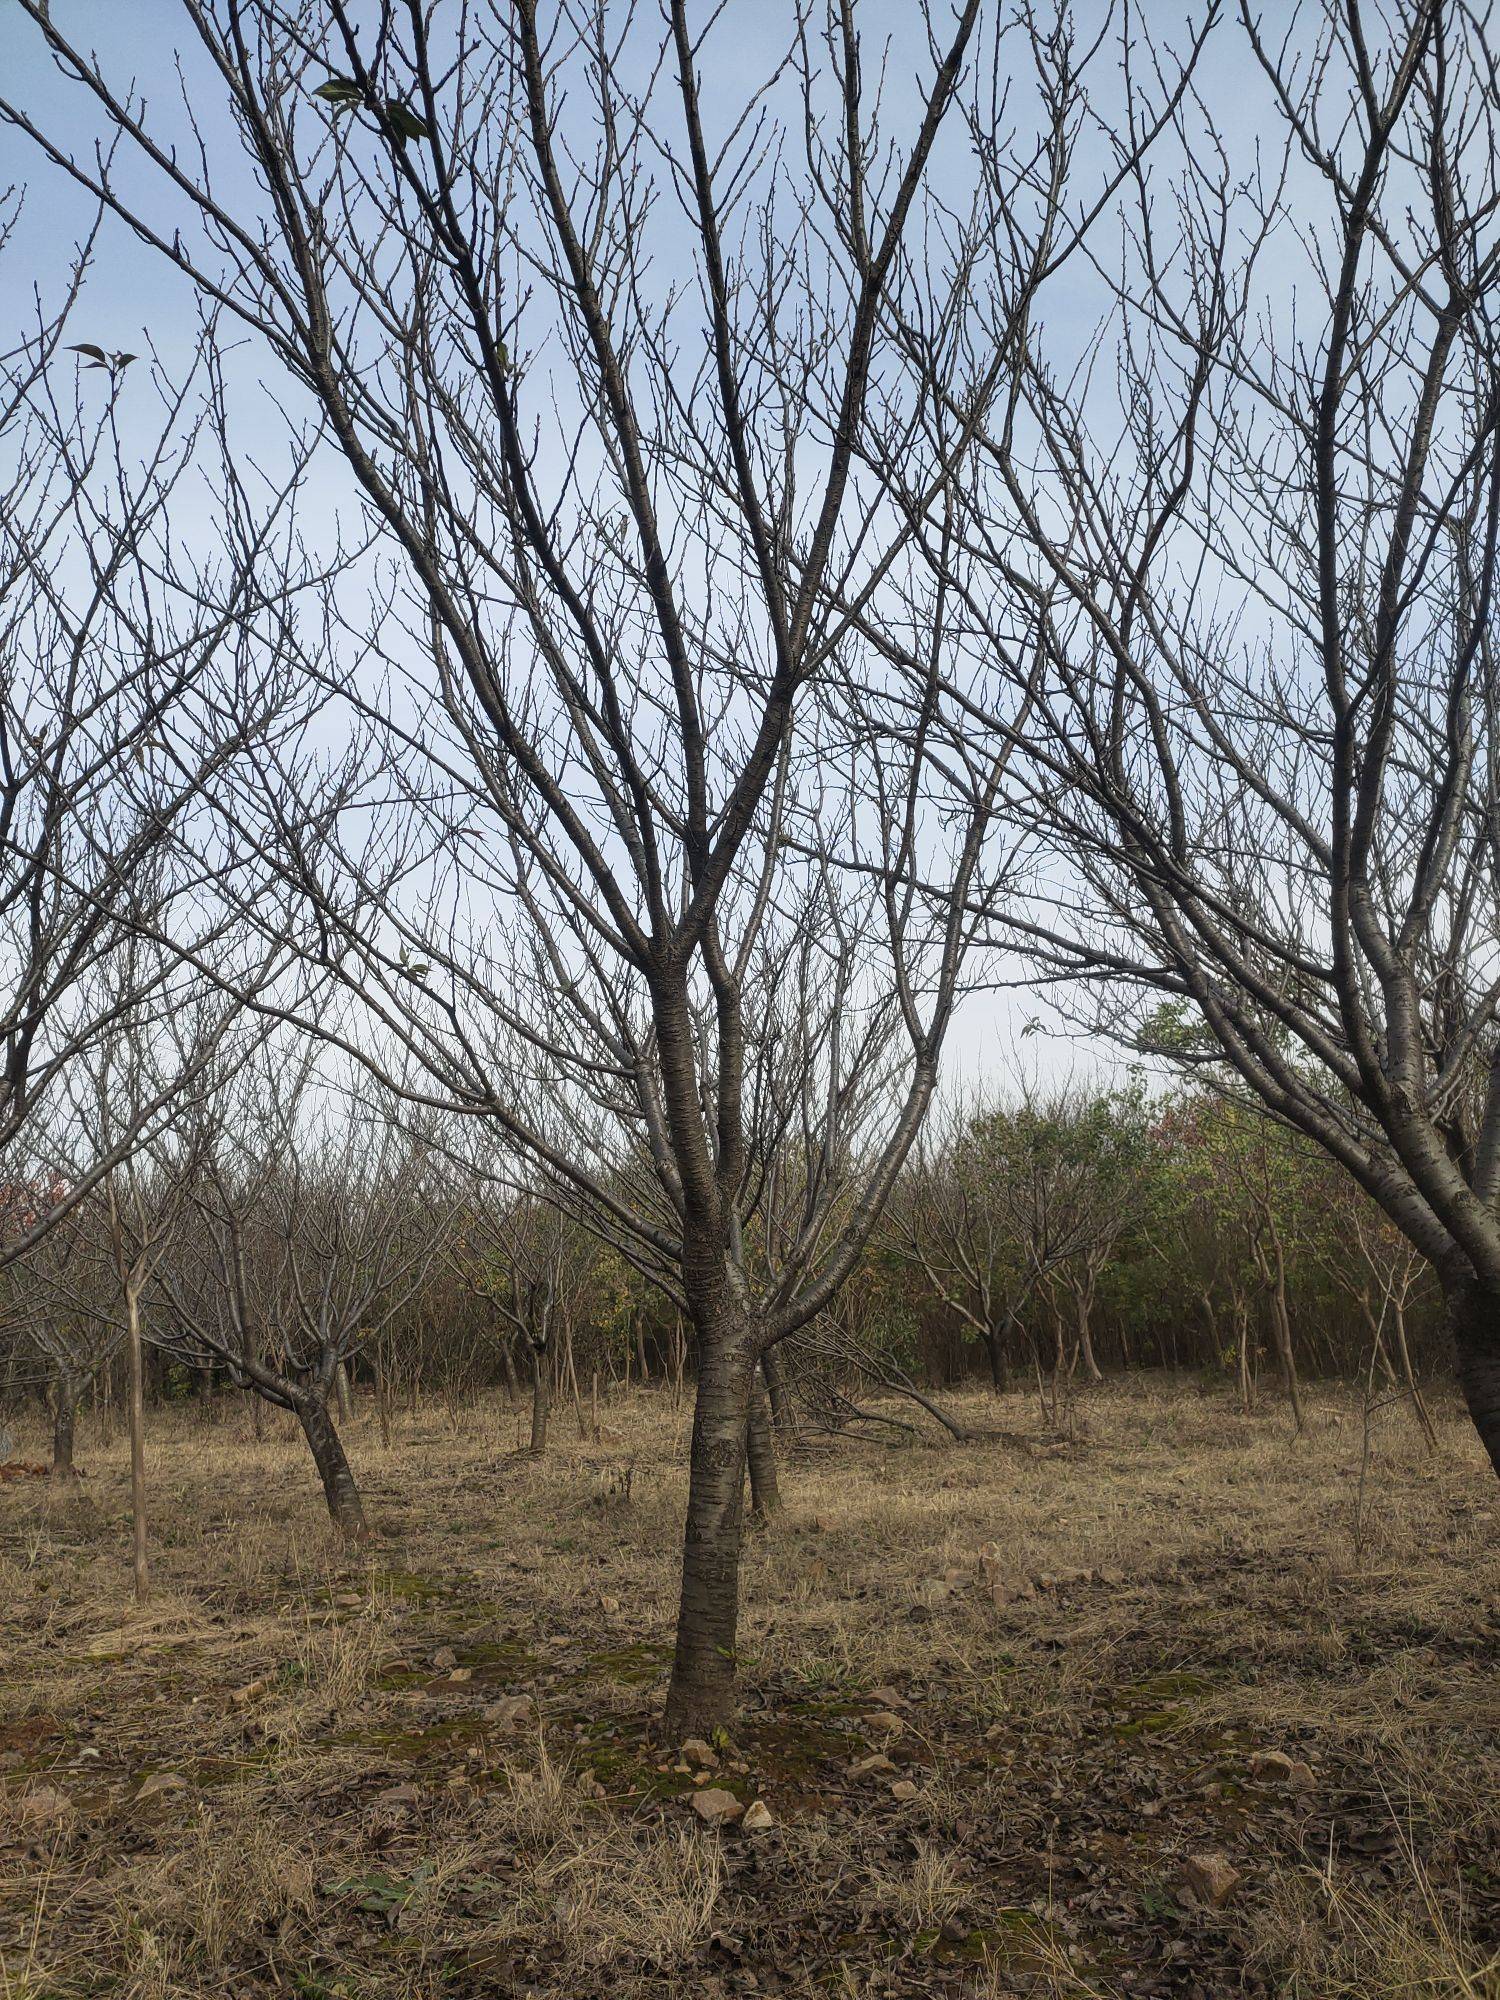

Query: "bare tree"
<box><xmin>891</xmin><ymin>1096</ymin><xmax>1036</xmax><ymax>1394</ymax></box>
<box><xmin>0</xmin><ymin>0</ymin><xmax>990</xmax><ymax>1729</ymax></box>
<box><xmin>0</xmin><ymin>262</ymin><xmax>319</xmax><ymax>1264</ymax></box>
<box><xmin>160</xmin><ymin>1053</ymin><xmax>447</xmax><ymax>1539</ymax></box>
<box><xmin>51</xmin><ymin>986</ymin><xmax>249</xmax><ymax>1595</ymax></box>
<box><xmin>2</xmin><ymin>0</ymin><xmax>1202</xmax><ymax>1725</ymax></box>
<box><xmin>449</xmin><ymin>1168</ymin><xmax>598</xmax><ymax>1457</ymax></box>
<box><xmin>0</xmin><ymin>1200</ymin><xmax>121</xmax><ymax>1482</ymax></box>
<box><xmin>914</xmin><ymin>1</ymin><xmax>1500</xmax><ymax>1477</ymax></box>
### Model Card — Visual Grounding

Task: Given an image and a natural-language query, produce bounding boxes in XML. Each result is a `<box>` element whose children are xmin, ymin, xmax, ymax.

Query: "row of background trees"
<box><xmin>1</xmin><ymin>1063</ymin><xmax>1442</xmax><ymax>1504</ymax></box>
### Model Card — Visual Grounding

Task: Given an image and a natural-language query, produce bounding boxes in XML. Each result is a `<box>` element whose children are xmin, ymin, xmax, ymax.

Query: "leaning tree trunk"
<box><xmin>746</xmin><ymin>1363</ymin><xmax>780</xmax><ymax>1517</ymax></box>
<box><xmin>663</xmin><ymin>1320</ymin><xmax>756</xmax><ymax>1738</ymax></box>
<box><xmin>294</xmin><ymin>1391</ymin><xmax>370</xmax><ymax>1540</ymax></box>
<box><xmin>51</xmin><ymin>1367</ymin><xmax>79</xmax><ymax>1483</ymax></box>
<box><xmin>528</xmin><ymin>1341</ymin><xmax>550</xmax><ymax>1454</ymax></box>
<box><xmin>1446</xmin><ymin>1275</ymin><xmax>1500</xmax><ymax>1479</ymax></box>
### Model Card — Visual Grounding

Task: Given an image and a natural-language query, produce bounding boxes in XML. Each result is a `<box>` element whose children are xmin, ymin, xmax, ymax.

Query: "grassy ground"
<box><xmin>1</xmin><ymin>1375</ymin><xmax>1496</xmax><ymax>1999</ymax></box>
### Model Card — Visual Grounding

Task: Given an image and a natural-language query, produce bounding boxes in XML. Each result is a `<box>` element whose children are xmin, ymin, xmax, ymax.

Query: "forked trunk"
<box><xmin>295</xmin><ymin>1391</ymin><xmax>370</xmax><ymax>1540</ymax></box>
<box><xmin>663</xmin><ymin>1326</ymin><xmax>755</xmax><ymax>1738</ymax></box>
<box><xmin>746</xmin><ymin>1365</ymin><xmax>780</xmax><ymax>1517</ymax></box>
<box><xmin>51</xmin><ymin>1368</ymin><xmax>79</xmax><ymax>1483</ymax></box>
<box><xmin>529</xmin><ymin>1344</ymin><xmax>550</xmax><ymax>1453</ymax></box>
<box><xmin>1446</xmin><ymin>1276</ymin><xmax>1500</xmax><ymax>1480</ymax></box>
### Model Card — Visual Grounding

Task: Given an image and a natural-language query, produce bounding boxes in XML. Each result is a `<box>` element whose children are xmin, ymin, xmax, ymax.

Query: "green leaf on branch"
<box><xmin>312</xmin><ymin>77</ymin><xmax>363</xmax><ymax>110</ymax></box>
<box><xmin>383</xmin><ymin>99</ymin><xmax>431</xmax><ymax>143</ymax></box>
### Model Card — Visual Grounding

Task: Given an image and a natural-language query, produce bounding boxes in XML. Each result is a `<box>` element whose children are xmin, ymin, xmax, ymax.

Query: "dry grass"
<box><xmin>0</xmin><ymin>1374</ymin><xmax>1496</xmax><ymax>1997</ymax></box>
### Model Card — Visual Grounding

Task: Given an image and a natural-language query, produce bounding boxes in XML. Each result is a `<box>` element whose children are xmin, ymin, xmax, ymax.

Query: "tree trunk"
<box><xmin>51</xmin><ymin>1367</ymin><xmax>79</xmax><ymax>1483</ymax></box>
<box><xmin>763</xmin><ymin>1345</ymin><xmax>797</xmax><ymax>1436</ymax></box>
<box><xmin>1074</xmin><ymin>1280</ymin><xmax>1104</xmax><ymax>1383</ymax></box>
<box><xmin>248</xmin><ymin>1321</ymin><xmax>265</xmax><ymax>1441</ymax></box>
<box><xmin>664</xmin><ymin>1326</ymin><xmax>755</xmax><ymax>1738</ymax></box>
<box><xmin>499</xmin><ymin>1340</ymin><xmax>520</xmax><ymax>1410</ymax></box>
<box><xmin>335</xmin><ymin>1361</ymin><xmax>354</xmax><ymax>1424</ymax></box>
<box><xmin>529</xmin><ymin>1343</ymin><xmax>550</xmax><ymax>1453</ymax></box>
<box><xmin>1390</xmin><ymin>1297</ymin><xmax>1438</xmax><ymax>1452</ymax></box>
<box><xmin>1446</xmin><ymin>1276</ymin><xmax>1500</xmax><ymax>1479</ymax></box>
<box><xmin>127</xmin><ymin>1284</ymin><xmax>147</xmax><ymax>1601</ymax></box>
<box><xmin>1235</xmin><ymin>1301</ymin><xmax>1254</xmax><ymax>1414</ymax></box>
<box><xmin>983</xmin><ymin>1325</ymin><xmax>1008</xmax><ymax>1393</ymax></box>
<box><xmin>1263</xmin><ymin>1231</ymin><xmax>1304</xmax><ymax>1431</ymax></box>
<box><xmin>294</xmin><ymin>1392</ymin><xmax>370</xmax><ymax>1540</ymax></box>
<box><xmin>374</xmin><ymin>1355</ymin><xmax>393</xmax><ymax>1448</ymax></box>
<box><xmin>746</xmin><ymin>1364</ymin><xmax>780</xmax><ymax>1517</ymax></box>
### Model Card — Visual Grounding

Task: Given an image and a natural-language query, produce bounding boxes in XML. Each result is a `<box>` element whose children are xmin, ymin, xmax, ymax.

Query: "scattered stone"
<box><xmin>992</xmin><ymin>1575</ymin><xmax>1037</xmax><ymax>1605</ymax></box>
<box><xmin>866</xmin><ymin>1686</ymin><xmax>909</xmax><ymax>1710</ymax></box>
<box><xmin>371</xmin><ymin>1782</ymin><xmax>421</xmax><ymax>1811</ymax></box>
<box><xmin>230</xmin><ymin>1677</ymin><xmax>268</xmax><ymax>1706</ymax></box>
<box><xmin>483</xmin><ymin>1694</ymin><xmax>537</xmax><ymax>1730</ymax></box>
<box><xmin>333</xmin><ymin>1591</ymin><xmax>362</xmax><ymax>1609</ymax></box>
<box><xmin>1248</xmin><ymin>1750</ymin><xmax>1296</xmax><ymax>1784</ymax></box>
<box><xmin>448</xmin><ymin>1666</ymin><xmax>473</xmax><ymax>1683</ymax></box>
<box><xmin>890</xmin><ymin>1779</ymin><xmax>919</xmax><ymax>1801</ymax></box>
<box><xmin>864</xmin><ymin>1711</ymin><xmax>905</xmax><ymax>1742</ymax></box>
<box><xmin>680</xmin><ymin>1737</ymin><xmax>719</xmax><ymax>1770</ymax></box>
<box><xmin>850</xmin><ymin>1753</ymin><xmax>897</xmax><ymax>1778</ymax></box>
<box><xmin>135</xmin><ymin>1771</ymin><xmax>188</xmax><ymax>1804</ymax></box>
<box><xmin>17</xmin><ymin>1785</ymin><xmax>70</xmax><ymax>1823</ymax></box>
<box><xmin>1181</xmin><ymin>1851</ymin><xmax>1242</xmax><ymax>1908</ymax></box>
<box><xmin>1034</xmin><ymin>1567</ymin><xmax>1094</xmax><ymax>1592</ymax></box>
<box><xmin>432</xmin><ymin>1647</ymin><xmax>458</xmax><ymax>1671</ymax></box>
<box><xmin>690</xmin><ymin>1786</ymin><xmax>744</xmax><ymax>1825</ymax></box>
<box><xmin>741</xmin><ymin>1799</ymin><xmax>773</xmax><ymax>1830</ymax></box>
